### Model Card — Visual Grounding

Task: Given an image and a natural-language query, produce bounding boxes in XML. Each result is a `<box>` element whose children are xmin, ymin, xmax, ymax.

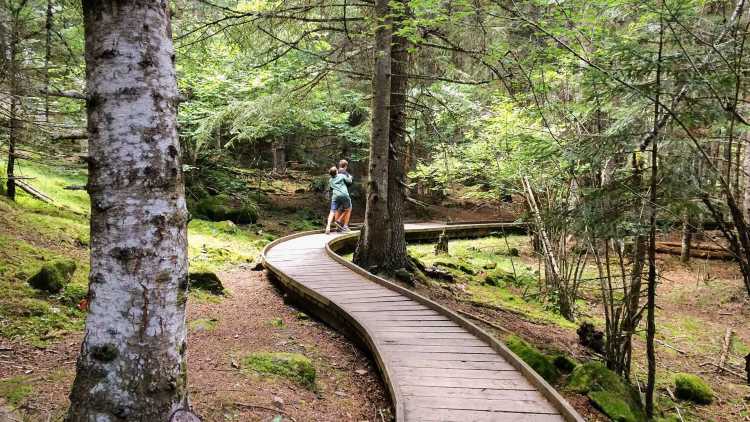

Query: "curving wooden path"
<box><xmin>262</xmin><ymin>223</ymin><xmax>584</xmax><ymax>422</ymax></box>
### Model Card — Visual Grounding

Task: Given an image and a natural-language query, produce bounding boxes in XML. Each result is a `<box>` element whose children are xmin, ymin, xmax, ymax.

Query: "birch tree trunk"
<box><xmin>67</xmin><ymin>1</ymin><xmax>191</xmax><ymax>420</ymax></box>
<box><xmin>354</xmin><ymin>0</ymin><xmax>391</xmax><ymax>271</ymax></box>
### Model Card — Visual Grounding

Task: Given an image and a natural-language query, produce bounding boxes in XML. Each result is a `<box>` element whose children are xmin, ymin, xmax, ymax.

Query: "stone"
<box><xmin>505</xmin><ymin>336</ymin><xmax>559</xmax><ymax>383</ymax></box>
<box><xmin>394</xmin><ymin>268</ymin><xmax>413</xmax><ymax>284</ymax></box>
<box><xmin>272</xmin><ymin>395</ymin><xmax>284</xmax><ymax>409</ymax></box>
<box><xmin>674</xmin><ymin>373</ymin><xmax>714</xmax><ymax>405</ymax></box>
<box><xmin>27</xmin><ymin>259</ymin><xmax>76</xmax><ymax>294</ymax></box>
<box><xmin>188</xmin><ymin>272</ymin><xmax>225</xmax><ymax>295</ymax></box>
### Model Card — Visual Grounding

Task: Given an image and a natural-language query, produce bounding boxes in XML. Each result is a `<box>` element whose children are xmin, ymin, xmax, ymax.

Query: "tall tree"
<box><xmin>67</xmin><ymin>1</ymin><xmax>192</xmax><ymax>420</ymax></box>
<box><xmin>354</xmin><ymin>0</ymin><xmax>392</xmax><ymax>271</ymax></box>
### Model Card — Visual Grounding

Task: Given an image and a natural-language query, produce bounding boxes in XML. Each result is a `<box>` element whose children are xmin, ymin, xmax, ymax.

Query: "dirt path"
<box><xmin>0</xmin><ymin>269</ymin><xmax>391</xmax><ymax>421</ymax></box>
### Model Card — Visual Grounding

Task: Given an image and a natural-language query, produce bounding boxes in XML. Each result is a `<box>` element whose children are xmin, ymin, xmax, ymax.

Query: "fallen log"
<box><xmin>655</xmin><ymin>244</ymin><xmax>734</xmax><ymax>260</ymax></box>
<box><xmin>16</xmin><ymin>180</ymin><xmax>54</xmax><ymax>204</ymax></box>
<box><xmin>717</xmin><ymin>327</ymin><xmax>733</xmax><ymax>373</ymax></box>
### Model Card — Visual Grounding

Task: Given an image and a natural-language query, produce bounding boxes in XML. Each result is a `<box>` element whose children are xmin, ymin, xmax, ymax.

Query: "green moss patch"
<box><xmin>188</xmin><ymin>272</ymin><xmax>225</xmax><ymax>295</ymax></box>
<box><xmin>188</xmin><ymin>318</ymin><xmax>218</xmax><ymax>332</ymax></box>
<box><xmin>27</xmin><ymin>259</ymin><xmax>76</xmax><ymax>293</ymax></box>
<box><xmin>505</xmin><ymin>336</ymin><xmax>560</xmax><ymax>383</ymax></box>
<box><xmin>242</xmin><ymin>352</ymin><xmax>316</xmax><ymax>388</ymax></box>
<box><xmin>674</xmin><ymin>373</ymin><xmax>714</xmax><ymax>405</ymax></box>
<box><xmin>588</xmin><ymin>390</ymin><xmax>639</xmax><ymax>422</ymax></box>
<box><xmin>568</xmin><ymin>362</ymin><xmax>645</xmax><ymax>421</ymax></box>
<box><xmin>0</xmin><ymin>376</ymin><xmax>33</xmax><ymax>406</ymax></box>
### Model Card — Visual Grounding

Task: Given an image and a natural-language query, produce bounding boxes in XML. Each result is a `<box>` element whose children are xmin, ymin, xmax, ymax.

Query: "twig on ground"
<box><xmin>699</xmin><ymin>361</ymin><xmax>746</xmax><ymax>379</ymax></box>
<box><xmin>233</xmin><ymin>402</ymin><xmax>297</xmax><ymax>422</ymax></box>
<box><xmin>457</xmin><ymin>309</ymin><xmax>513</xmax><ymax>334</ymax></box>
<box><xmin>666</xmin><ymin>387</ymin><xmax>686</xmax><ymax>422</ymax></box>
<box><xmin>655</xmin><ymin>339</ymin><xmax>688</xmax><ymax>355</ymax></box>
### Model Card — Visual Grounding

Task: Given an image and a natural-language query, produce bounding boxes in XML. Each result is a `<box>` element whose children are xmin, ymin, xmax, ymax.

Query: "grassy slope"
<box><xmin>0</xmin><ymin>161</ymin><xmax>271</xmax><ymax>347</ymax></box>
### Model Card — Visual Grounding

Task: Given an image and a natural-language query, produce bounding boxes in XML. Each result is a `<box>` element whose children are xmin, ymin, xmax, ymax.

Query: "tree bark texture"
<box><xmin>272</xmin><ymin>138</ymin><xmax>287</xmax><ymax>174</ymax></box>
<box><xmin>67</xmin><ymin>1</ymin><xmax>190</xmax><ymax>421</ymax></box>
<box><xmin>385</xmin><ymin>7</ymin><xmax>410</xmax><ymax>272</ymax></box>
<box><xmin>354</xmin><ymin>0</ymin><xmax>392</xmax><ymax>271</ymax></box>
<box><xmin>6</xmin><ymin>14</ymin><xmax>19</xmax><ymax>201</ymax></box>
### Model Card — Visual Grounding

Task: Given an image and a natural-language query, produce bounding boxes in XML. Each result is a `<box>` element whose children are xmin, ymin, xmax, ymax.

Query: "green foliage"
<box><xmin>505</xmin><ymin>336</ymin><xmax>560</xmax><ymax>383</ymax></box>
<box><xmin>0</xmin><ymin>376</ymin><xmax>34</xmax><ymax>406</ymax></box>
<box><xmin>27</xmin><ymin>259</ymin><xmax>76</xmax><ymax>294</ymax></box>
<box><xmin>242</xmin><ymin>352</ymin><xmax>316</xmax><ymax>388</ymax></box>
<box><xmin>673</xmin><ymin>373</ymin><xmax>714</xmax><ymax>405</ymax></box>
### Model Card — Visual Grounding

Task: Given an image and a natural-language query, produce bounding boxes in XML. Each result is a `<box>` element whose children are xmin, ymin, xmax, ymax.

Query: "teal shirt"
<box><xmin>329</xmin><ymin>173</ymin><xmax>353</xmax><ymax>200</ymax></box>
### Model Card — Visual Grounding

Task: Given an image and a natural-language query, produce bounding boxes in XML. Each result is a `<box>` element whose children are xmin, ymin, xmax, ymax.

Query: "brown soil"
<box><xmin>0</xmin><ymin>269</ymin><xmax>391</xmax><ymax>421</ymax></box>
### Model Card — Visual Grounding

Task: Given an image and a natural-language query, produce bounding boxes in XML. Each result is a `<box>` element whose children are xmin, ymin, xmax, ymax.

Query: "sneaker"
<box><xmin>334</xmin><ymin>220</ymin><xmax>344</xmax><ymax>231</ymax></box>
<box><xmin>342</xmin><ymin>225</ymin><xmax>351</xmax><ymax>232</ymax></box>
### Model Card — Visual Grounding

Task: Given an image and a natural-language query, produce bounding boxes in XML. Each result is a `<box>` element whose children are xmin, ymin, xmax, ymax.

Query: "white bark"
<box><xmin>67</xmin><ymin>2</ymin><xmax>190</xmax><ymax>421</ymax></box>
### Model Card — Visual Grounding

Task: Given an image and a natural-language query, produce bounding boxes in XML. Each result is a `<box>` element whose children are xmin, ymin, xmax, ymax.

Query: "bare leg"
<box><xmin>325</xmin><ymin>210</ymin><xmax>336</xmax><ymax>234</ymax></box>
<box><xmin>341</xmin><ymin>208</ymin><xmax>352</xmax><ymax>226</ymax></box>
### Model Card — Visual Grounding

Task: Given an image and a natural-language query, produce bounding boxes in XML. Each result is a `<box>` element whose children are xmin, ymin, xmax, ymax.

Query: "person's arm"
<box><xmin>342</xmin><ymin>172</ymin><xmax>353</xmax><ymax>185</ymax></box>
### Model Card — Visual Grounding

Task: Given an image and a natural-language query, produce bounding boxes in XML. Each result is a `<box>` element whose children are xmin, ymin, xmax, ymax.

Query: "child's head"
<box><xmin>338</xmin><ymin>159</ymin><xmax>348</xmax><ymax>170</ymax></box>
<box><xmin>329</xmin><ymin>166</ymin><xmax>338</xmax><ymax>177</ymax></box>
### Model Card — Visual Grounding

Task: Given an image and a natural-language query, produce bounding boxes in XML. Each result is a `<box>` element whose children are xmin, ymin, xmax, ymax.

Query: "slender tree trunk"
<box><xmin>681</xmin><ymin>212</ymin><xmax>693</xmax><ymax>263</ymax></box>
<box><xmin>385</xmin><ymin>5</ymin><xmax>410</xmax><ymax>272</ymax></box>
<box><xmin>43</xmin><ymin>0</ymin><xmax>53</xmax><ymax>123</ymax></box>
<box><xmin>6</xmin><ymin>18</ymin><xmax>19</xmax><ymax>201</ymax></box>
<box><xmin>354</xmin><ymin>0</ymin><xmax>392</xmax><ymax>272</ymax></box>
<box><xmin>67</xmin><ymin>2</ymin><xmax>192</xmax><ymax>420</ymax></box>
<box><xmin>743</xmin><ymin>132</ymin><xmax>750</xmax><ymax>223</ymax></box>
<box><xmin>646</xmin><ymin>14</ymin><xmax>664</xmax><ymax>418</ymax></box>
<box><xmin>272</xmin><ymin>138</ymin><xmax>287</xmax><ymax>175</ymax></box>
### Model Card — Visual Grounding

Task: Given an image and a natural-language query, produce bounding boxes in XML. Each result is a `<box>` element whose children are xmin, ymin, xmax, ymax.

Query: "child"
<box><xmin>337</xmin><ymin>159</ymin><xmax>353</xmax><ymax>228</ymax></box>
<box><xmin>325</xmin><ymin>166</ymin><xmax>353</xmax><ymax>234</ymax></box>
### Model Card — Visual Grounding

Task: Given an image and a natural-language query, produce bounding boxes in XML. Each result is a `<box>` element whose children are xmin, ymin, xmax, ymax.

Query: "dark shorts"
<box><xmin>331</xmin><ymin>196</ymin><xmax>352</xmax><ymax>211</ymax></box>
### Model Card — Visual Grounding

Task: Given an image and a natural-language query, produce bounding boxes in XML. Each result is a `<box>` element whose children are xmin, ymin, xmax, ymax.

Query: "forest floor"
<box><xmin>3</xmin><ymin>163</ymin><xmax>749</xmax><ymax>422</ymax></box>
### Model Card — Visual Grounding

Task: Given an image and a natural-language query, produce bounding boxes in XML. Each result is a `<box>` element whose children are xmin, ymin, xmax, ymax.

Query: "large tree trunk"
<box><xmin>385</xmin><ymin>5</ymin><xmax>410</xmax><ymax>272</ymax></box>
<box><xmin>67</xmin><ymin>2</ymin><xmax>191</xmax><ymax>421</ymax></box>
<box><xmin>354</xmin><ymin>0</ymin><xmax>392</xmax><ymax>272</ymax></box>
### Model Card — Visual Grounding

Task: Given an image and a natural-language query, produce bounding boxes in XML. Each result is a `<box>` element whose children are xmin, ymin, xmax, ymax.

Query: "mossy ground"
<box><xmin>242</xmin><ymin>352</ymin><xmax>316</xmax><ymax>388</ymax></box>
<box><xmin>408</xmin><ymin>236</ymin><xmax>578</xmax><ymax>328</ymax></box>
<box><xmin>0</xmin><ymin>376</ymin><xmax>34</xmax><ymax>406</ymax></box>
<box><xmin>0</xmin><ymin>161</ymin><xmax>272</xmax><ymax>347</ymax></box>
<box><xmin>505</xmin><ymin>335</ymin><xmax>560</xmax><ymax>383</ymax></box>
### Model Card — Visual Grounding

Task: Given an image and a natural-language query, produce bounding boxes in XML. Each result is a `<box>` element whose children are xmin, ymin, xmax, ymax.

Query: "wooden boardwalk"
<box><xmin>262</xmin><ymin>223</ymin><xmax>584</xmax><ymax>422</ymax></box>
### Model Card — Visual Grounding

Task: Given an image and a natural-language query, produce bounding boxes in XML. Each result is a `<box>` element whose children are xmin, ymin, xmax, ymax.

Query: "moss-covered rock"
<box><xmin>191</xmin><ymin>195</ymin><xmax>257</xmax><ymax>224</ymax></box>
<box><xmin>588</xmin><ymin>391</ymin><xmax>639</xmax><ymax>422</ymax></box>
<box><xmin>188</xmin><ymin>272</ymin><xmax>225</xmax><ymax>295</ymax></box>
<box><xmin>394</xmin><ymin>268</ymin><xmax>413</xmax><ymax>284</ymax></box>
<box><xmin>674</xmin><ymin>373</ymin><xmax>714</xmax><ymax>405</ymax></box>
<box><xmin>505</xmin><ymin>336</ymin><xmax>560</xmax><ymax>383</ymax></box>
<box><xmin>552</xmin><ymin>354</ymin><xmax>578</xmax><ymax>373</ymax></box>
<box><xmin>568</xmin><ymin>362</ymin><xmax>645</xmax><ymax>421</ymax></box>
<box><xmin>27</xmin><ymin>259</ymin><xmax>76</xmax><ymax>293</ymax></box>
<box><xmin>433</xmin><ymin>258</ymin><xmax>477</xmax><ymax>275</ymax></box>
<box><xmin>243</xmin><ymin>352</ymin><xmax>316</xmax><ymax>388</ymax></box>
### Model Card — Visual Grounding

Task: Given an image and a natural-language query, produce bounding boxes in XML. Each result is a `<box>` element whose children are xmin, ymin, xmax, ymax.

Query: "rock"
<box><xmin>272</xmin><ymin>395</ymin><xmax>284</xmax><ymax>409</ymax></box>
<box><xmin>190</xmin><ymin>194</ymin><xmax>258</xmax><ymax>224</ymax></box>
<box><xmin>251</xmin><ymin>261</ymin><xmax>265</xmax><ymax>271</ymax></box>
<box><xmin>483</xmin><ymin>262</ymin><xmax>497</xmax><ymax>270</ymax></box>
<box><xmin>568</xmin><ymin>362</ymin><xmax>645</xmax><ymax>421</ymax></box>
<box><xmin>508</xmin><ymin>247</ymin><xmax>520</xmax><ymax>257</ymax></box>
<box><xmin>355</xmin><ymin>369</ymin><xmax>367</xmax><ymax>375</ymax></box>
<box><xmin>188</xmin><ymin>272</ymin><xmax>225</xmax><ymax>295</ymax></box>
<box><xmin>394</xmin><ymin>268</ymin><xmax>413</xmax><ymax>284</ymax></box>
<box><xmin>505</xmin><ymin>336</ymin><xmax>560</xmax><ymax>383</ymax></box>
<box><xmin>552</xmin><ymin>355</ymin><xmax>578</xmax><ymax>373</ymax></box>
<box><xmin>674</xmin><ymin>373</ymin><xmax>714</xmax><ymax>404</ymax></box>
<box><xmin>27</xmin><ymin>259</ymin><xmax>76</xmax><ymax>293</ymax></box>
<box><xmin>424</xmin><ymin>267</ymin><xmax>454</xmax><ymax>282</ymax></box>
<box><xmin>577</xmin><ymin>322</ymin><xmax>605</xmax><ymax>354</ymax></box>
